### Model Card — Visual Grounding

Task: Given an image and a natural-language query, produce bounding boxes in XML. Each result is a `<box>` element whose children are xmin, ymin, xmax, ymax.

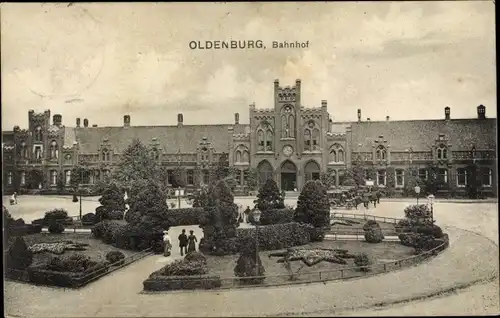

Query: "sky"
<box><xmin>1</xmin><ymin>1</ymin><xmax>496</xmax><ymax>129</ymax></box>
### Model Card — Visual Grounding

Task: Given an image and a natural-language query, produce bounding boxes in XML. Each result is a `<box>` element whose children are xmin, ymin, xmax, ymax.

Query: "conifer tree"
<box><xmin>255</xmin><ymin>179</ymin><xmax>285</xmax><ymax>211</ymax></box>
<box><xmin>294</xmin><ymin>180</ymin><xmax>330</xmax><ymax>241</ymax></box>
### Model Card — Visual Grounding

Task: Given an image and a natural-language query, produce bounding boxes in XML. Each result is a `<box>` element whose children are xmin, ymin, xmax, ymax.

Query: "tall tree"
<box><xmin>210</xmin><ymin>152</ymin><xmax>231</xmax><ymax>182</ymax></box>
<box><xmin>245</xmin><ymin>168</ymin><xmax>259</xmax><ymax>191</ymax></box>
<box><xmin>294</xmin><ymin>180</ymin><xmax>330</xmax><ymax>241</ymax></box>
<box><xmin>319</xmin><ymin>168</ymin><xmax>336</xmax><ymax>189</ymax></box>
<box><xmin>112</xmin><ymin>139</ymin><xmax>160</xmax><ymax>191</ymax></box>
<box><xmin>200</xmin><ymin>180</ymin><xmax>239</xmax><ymax>251</ymax></box>
<box><xmin>346</xmin><ymin>164</ymin><xmax>366</xmax><ymax>187</ymax></box>
<box><xmin>70</xmin><ymin>165</ymin><xmax>90</xmax><ymax>190</ymax></box>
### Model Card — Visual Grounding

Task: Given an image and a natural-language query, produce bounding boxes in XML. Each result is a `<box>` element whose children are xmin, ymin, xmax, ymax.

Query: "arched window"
<box><xmin>437</xmin><ymin>144</ymin><xmax>447</xmax><ymax>159</ymax></box>
<box><xmin>34</xmin><ymin>126</ymin><xmax>42</xmax><ymax>141</ymax></box>
<box><xmin>102</xmin><ymin>148</ymin><xmax>110</xmax><ymax>161</ymax></box>
<box><xmin>281</xmin><ymin>105</ymin><xmax>295</xmax><ymax>138</ymax></box>
<box><xmin>235</xmin><ymin>150</ymin><xmax>242</xmax><ymax>163</ymax></box>
<box><xmin>376</xmin><ymin>146</ymin><xmax>387</xmax><ymax>160</ymax></box>
<box><xmin>257</xmin><ymin>130</ymin><xmax>265</xmax><ymax>151</ymax></box>
<box><xmin>20</xmin><ymin>141</ymin><xmax>27</xmax><ymax>158</ymax></box>
<box><xmin>265</xmin><ymin>130</ymin><xmax>273</xmax><ymax>151</ymax></box>
<box><xmin>312</xmin><ymin>129</ymin><xmax>320</xmax><ymax>150</ymax></box>
<box><xmin>50</xmin><ymin>140</ymin><xmax>58</xmax><ymax>159</ymax></box>
<box><xmin>304</xmin><ymin>130</ymin><xmax>311</xmax><ymax>150</ymax></box>
<box><xmin>329</xmin><ymin>144</ymin><xmax>345</xmax><ymax>162</ymax></box>
<box><xmin>338</xmin><ymin>149</ymin><xmax>344</xmax><ymax>162</ymax></box>
<box><xmin>257</xmin><ymin>161</ymin><xmax>273</xmax><ymax>186</ymax></box>
<box><xmin>242</xmin><ymin>150</ymin><xmax>249</xmax><ymax>163</ymax></box>
<box><xmin>304</xmin><ymin>161</ymin><xmax>321</xmax><ymax>182</ymax></box>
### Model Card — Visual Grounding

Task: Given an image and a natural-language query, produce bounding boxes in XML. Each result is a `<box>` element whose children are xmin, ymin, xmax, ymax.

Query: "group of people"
<box><xmin>162</xmin><ymin>229</ymin><xmax>198</xmax><ymax>257</ymax></box>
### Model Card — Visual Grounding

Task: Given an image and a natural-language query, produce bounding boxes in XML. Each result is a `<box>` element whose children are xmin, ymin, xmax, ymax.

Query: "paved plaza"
<box><xmin>3</xmin><ymin>195</ymin><xmax>499</xmax><ymax>317</ymax></box>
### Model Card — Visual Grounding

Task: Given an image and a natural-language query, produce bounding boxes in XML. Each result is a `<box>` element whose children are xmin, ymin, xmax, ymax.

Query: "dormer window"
<box><xmin>437</xmin><ymin>144</ymin><xmax>447</xmax><ymax>160</ymax></box>
<box><xmin>376</xmin><ymin>145</ymin><xmax>387</xmax><ymax>160</ymax></box>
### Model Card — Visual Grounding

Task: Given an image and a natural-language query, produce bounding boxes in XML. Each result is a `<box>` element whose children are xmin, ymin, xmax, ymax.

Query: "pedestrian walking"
<box><xmin>187</xmin><ymin>230</ymin><xmax>197</xmax><ymax>254</ymax></box>
<box><xmin>178</xmin><ymin>229</ymin><xmax>188</xmax><ymax>256</ymax></box>
<box><xmin>163</xmin><ymin>230</ymin><xmax>172</xmax><ymax>257</ymax></box>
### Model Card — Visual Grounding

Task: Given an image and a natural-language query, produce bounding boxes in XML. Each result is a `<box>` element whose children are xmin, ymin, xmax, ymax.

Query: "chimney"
<box><xmin>367</xmin><ymin>118</ymin><xmax>371</xmax><ymax>121</ymax></box>
<box><xmin>92</xmin><ymin>124</ymin><xmax>98</xmax><ymax>127</ymax></box>
<box><xmin>386</xmin><ymin>116</ymin><xmax>390</xmax><ymax>121</ymax></box>
<box><xmin>83</xmin><ymin>119</ymin><xmax>89</xmax><ymax>128</ymax></box>
<box><xmin>329</xmin><ymin>117</ymin><xmax>333</xmax><ymax>132</ymax></box>
<box><xmin>357</xmin><ymin>109</ymin><xmax>361</xmax><ymax>122</ymax></box>
<box><xmin>53</xmin><ymin>114</ymin><xmax>62</xmax><ymax>127</ymax></box>
<box><xmin>124</xmin><ymin>115</ymin><xmax>130</xmax><ymax>127</ymax></box>
<box><xmin>76</xmin><ymin>118</ymin><xmax>81</xmax><ymax>128</ymax></box>
<box><xmin>477</xmin><ymin>104</ymin><xmax>486</xmax><ymax>119</ymax></box>
<box><xmin>321</xmin><ymin>100</ymin><xmax>327</xmax><ymax>109</ymax></box>
<box><xmin>177</xmin><ymin>113</ymin><xmax>183</xmax><ymax>127</ymax></box>
<box><xmin>445</xmin><ymin>107</ymin><xmax>450</xmax><ymax>120</ymax></box>
<box><xmin>234</xmin><ymin>113</ymin><xmax>239</xmax><ymax>125</ymax></box>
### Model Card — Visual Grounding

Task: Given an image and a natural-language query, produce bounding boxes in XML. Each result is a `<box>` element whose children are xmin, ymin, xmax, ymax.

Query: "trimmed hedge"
<box><xmin>92</xmin><ymin>220</ymin><xmax>163</xmax><ymax>252</ymax></box>
<box><xmin>106</xmin><ymin>251</ymin><xmax>125</xmax><ymax>266</ymax></box>
<box><xmin>166</xmin><ymin>208</ymin><xmax>205</xmax><ymax>226</ymax></box>
<box><xmin>81</xmin><ymin>213</ymin><xmax>97</xmax><ymax>226</ymax></box>
<box><xmin>237</xmin><ymin>222</ymin><xmax>313</xmax><ymax>251</ymax></box>
<box><xmin>363</xmin><ymin>220</ymin><xmax>384</xmax><ymax>243</ymax></box>
<box><xmin>143</xmin><ymin>275</ymin><xmax>222</xmax><ymax>291</ymax></box>
<box><xmin>48</xmin><ymin>222</ymin><xmax>65</xmax><ymax>234</ymax></box>
<box><xmin>260</xmin><ymin>208</ymin><xmax>294</xmax><ymax>225</ymax></box>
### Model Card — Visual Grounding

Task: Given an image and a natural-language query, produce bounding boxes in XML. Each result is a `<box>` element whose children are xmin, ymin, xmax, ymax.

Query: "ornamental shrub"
<box><xmin>364</xmin><ymin>228</ymin><xmax>384</xmax><ymax>243</ymax></box>
<box><xmin>48</xmin><ymin>221</ymin><xmax>65</xmax><ymax>234</ymax></box>
<box><xmin>234</xmin><ymin>236</ymin><xmax>265</xmax><ymax>285</ymax></box>
<box><xmin>260</xmin><ymin>208</ymin><xmax>294</xmax><ymax>225</ymax></box>
<box><xmin>354</xmin><ymin>253</ymin><xmax>372</xmax><ymax>272</ymax></box>
<box><xmin>5</xmin><ymin>237</ymin><xmax>33</xmax><ymax>270</ymax></box>
<box><xmin>81</xmin><ymin>213</ymin><xmax>97</xmax><ymax>225</ymax></box>
<box><xmin>184</xmin><ymin>251</ymin><xmax>207</xmax><ymax>264</ymax></box>
<box><xmin>294</xmin><ymin>180</ymin><xmax>330</xmax><ymax>241</ymax></box>
<box><xmin>107</xmin><ymin>210</ymin><xmax>124</xmax><ymax>220</ymax></box>
<box><xmin>44</xmin><ymin>209</ymin><xmax>68</xmax><ymax>222</ymax></box>
<box><xmin>105</xmin><ymin>251</ymin><xmax>126</xmax><ymax>266</ymax></box>
<box><xmin>255</xmin><ymin>179</ymin><xmax>285</xmax><ymax>211</ymax></box>
<box><xmin>154</xmin><ymin>258</ymin><xmax>208</xmax><ymax>277</ymax></box>
<box><xmin>404</xmin><ymin>205</ymin><xmax>432</xmax><ymax>223</ymax></box>
<box><xmin>362</xmin><ymin>220</ymin><xmax>381</xmax><ymax>231</ymax></box>
<box><xmin>97</xmin><ymin>183</ymin><xmax>126</xmax><ymax>216</ymax></box>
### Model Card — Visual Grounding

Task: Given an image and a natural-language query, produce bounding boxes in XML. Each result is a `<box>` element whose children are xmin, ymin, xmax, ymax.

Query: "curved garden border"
<box><xmin>143</xmin><ymin>213</ymin><xmax>449</xmax><ymax>292</ymax></box>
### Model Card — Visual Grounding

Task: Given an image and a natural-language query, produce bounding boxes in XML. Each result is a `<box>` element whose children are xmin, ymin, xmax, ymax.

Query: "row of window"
<box><xmin>371</xmin><ymin>168</ymin><xmax>493</xmax><ymax>187</ymax></box>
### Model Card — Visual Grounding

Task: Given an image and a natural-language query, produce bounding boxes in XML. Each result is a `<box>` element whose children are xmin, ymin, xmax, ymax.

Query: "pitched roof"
<box><xmin>74</xmin><ymin>124</ymin><xmax>250</xmax><ymax>154</ymax></box>
<box><xmin>349</xmin><ymin>119</ymin><xmax>497</xmax><ymax>152</ymax></box>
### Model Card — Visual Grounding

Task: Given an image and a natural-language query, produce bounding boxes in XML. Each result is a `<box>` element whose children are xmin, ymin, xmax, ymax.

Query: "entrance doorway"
<box><xmin>280</xmin><ymin>161</ymin><xmax>297</xmax><ymax>191</ymax></box>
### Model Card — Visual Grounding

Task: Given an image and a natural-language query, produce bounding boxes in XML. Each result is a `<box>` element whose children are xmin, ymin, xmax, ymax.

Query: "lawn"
<box><xmin>20</xmin><ymin>233</ymin><xmax>137</xmax><ymax>267</ymax></box>
<box><xmin>204</xmin><ymin>240</ymin><xmax>414</xmax><ymax>287</ymax></box>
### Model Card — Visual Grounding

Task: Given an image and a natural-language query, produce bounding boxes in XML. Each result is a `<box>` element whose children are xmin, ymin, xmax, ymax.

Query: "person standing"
<box><xmin>187</xmin><ymin>230</ymin><xmax>197</xmax><ymax>254</ymax></box>
<box><xmin>163</xmin><ymin>230</ymin><xmax>172</xmax><ymax>257</ymax></box>
<box><xmin>244</xmin><ymin>206</ymin><xmax>251</xmax><ymax>223</ymax></box>
<box><xmin>178</xmin><ymin>229</ymin><xmax>188</xmax><ymax>256</ymax></box>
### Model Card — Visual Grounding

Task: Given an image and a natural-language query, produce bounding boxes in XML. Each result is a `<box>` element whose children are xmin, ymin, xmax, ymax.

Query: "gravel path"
<box><xmin>4</xmin><ymin>226</ymin><xmax>498</xmax><ymax>317</ymax></box>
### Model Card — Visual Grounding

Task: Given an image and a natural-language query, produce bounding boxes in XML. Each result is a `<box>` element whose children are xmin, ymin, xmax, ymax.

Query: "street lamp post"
<box><xmin>414</xmin><ymin>185</ymin><xmax>421</xmax><ymax>205</ymax></box>
<box><xmin>427</xmin><ymin>194</ymin><xmax>435</xmax><ymax>223</ymax></box>
<box><xmin>252</xmin><ymin>209</ymin><xmax>262</xmax><ymax>277</ymax></box>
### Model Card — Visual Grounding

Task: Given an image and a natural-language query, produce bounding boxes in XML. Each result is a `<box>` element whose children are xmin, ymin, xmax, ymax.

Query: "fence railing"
<box><xmin>148</xmin><ymin>236</ymin><xmax>448</xmax><ymax>290</ymax></box>
<box><xmin>331</xmin><ymin>212</ymin><xmax>401</xmax><ymax>225</ymax></box>
<box><xmin>146</xmin><ymin>212</ymin><xmax>448</xmax><ymax>291</ymax></box>
<box><xmin>5</xmin><ymin>247</ymin><xmax>153</xmax><ymax>288</ymax></box>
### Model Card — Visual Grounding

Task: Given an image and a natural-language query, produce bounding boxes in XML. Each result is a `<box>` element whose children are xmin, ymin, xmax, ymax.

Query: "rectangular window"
<box><xmin>202</xmin><ymin>170</ymin><xmax>210</xmax><ymax>184</ymax></box>
<box><xmin>480</xmin><ymin>168</ymin><xmax>492</xmax><ymax>187</ymax></box>
<box><xmin>20</xmin><ymin>171</ymin><xmax>26</xmax><ymax>185</ymax></box>
<box><xmin>187</xmin><ymin>170</ymin><xmax>194</xmax><ymax>185</ymax></box>
<box><xmin>51</xmin><ymin>170</ymin><xmax>58</xmax><ymax>185</ymax></box>
<box><xmin>456</xmin><ymin>168</ymin><xmax>467</xmax><ymax>187</ymax></box>
<box><xmin>377</xmin><ymin>170</ymin><xmax>386</xmax><ymax>186</ymax></box>
<box><xmin>65</xmin><ymin>170</ymin><xmax>71</xmax><ymax>185</ymax></box>
<box><xmin>8</xmin><ymin>172</ymin><xmax>13</xmax><ymax>185</ymax></box>
<box><xmin>395</xmin><ymin>169</ymin><xmax>404</xmax><ymax>187</ymax></box>
<box><xmin>437</xmin><ymin>168</ymin><xmax>448</xmax><ymax>183</ymax></box>
<box><xmin>243</xmin><ymin>170</ymin><xmax>249</xmax><ymax>186</ymax></box>
<box><xmin>418</xmin><ymin>168</ymin><xmax>428</xmax><ymax>180</ymax></box>
<box><xmin>167</xmin><ymin>170</ymin><xmax>173</xmax><ymax>185</ymax></box>
<box><xmin>34</xmin><ymin>146</ymin><xmax>42</xmax><ymax>160</ymax></box>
